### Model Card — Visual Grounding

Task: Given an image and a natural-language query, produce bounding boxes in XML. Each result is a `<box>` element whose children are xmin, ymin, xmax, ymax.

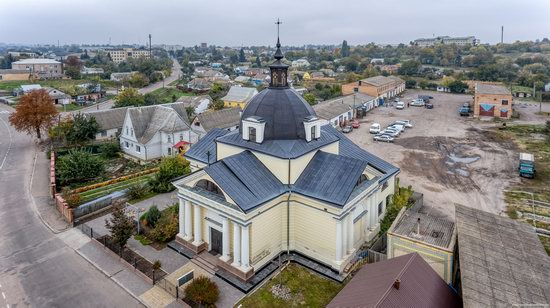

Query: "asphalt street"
<box><xmin>78</xmin><ymin>57</ymin><xmax>182</xmax><ymax>113</ymax></box>
<box><xmin>0</xmin><ymin>104</ymin><xmax>143</xmax><ymax>307</ymax></box>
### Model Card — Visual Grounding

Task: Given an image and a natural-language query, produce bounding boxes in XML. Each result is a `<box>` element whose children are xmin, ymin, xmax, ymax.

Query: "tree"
<box><xmin>105</xmin><ymin>201</ymin><xmax>134</xmax><ymax>249</ymax></box>
<box><xmin>149</xmin><ymin>156</ymin><xmax>190</xmax><ymax>193</ymax></box>
<box><xmin>184</xmin><ymin>276</ymin><xmax>219</xmax><ymax>306</ymax></box>
<box><xmin>9</xmin><ymin>89</ymin><xmax>59</xmax><ymax>139</ymax></box>
<box><xmin>65</xmin><ymin>56</ymin><xmax>83</xmax><ymax>79</ymax></box>
<box><xmin>303</xmin><ymin>93</ymin><xmax>316</xmax><ymax>105</ymax></box>
<box><xmin>398</xmin><ymin>60</ymin><xmax>421</xmax><ymax>76</ymax></box>
<box><xmin>129</xmin><ymin>73</ymin><xmax>149</xmax><ymax>88</ymax></box>
<box><xmin>56</xmin><ymin>149</ymin><xmax>105</xmax><ymax>185</ymax></box>
<box><xmin>405</xmin><ymin>79</ymin><xmax>417</xmax><ymax>89</ymax></box>
<box><xmin>185</xmin><ymin>106</ymin><xmax>195</xmax><ymax>119</ymax></box>
<box><xmin>66</xmin><ymin>113</ymin><xmax>99</xmax><ymax>144</ymax></box>
<box><xmin>114</xmin><ymin>88</ymin><xmax>145</xmax><ymax>108</ymax></box>
<box><xmin>239</xmin><ymin>48</ymin><xmax>246</xmax><ymax>62</ymax></box>
<box><xmin>255</xmin><ymin>55</ymin><xmax>261</xmax><ymax>67</ymax></box>
<box><xmin>145</xmin><ymin>205</ymin><xmax>162</xmax><ymax>227</ymax></box>
<box><xmin>545</xmin><ymin>120</ymin><xmax>550</xmax><ymax>143</ymax></box>
<box><xmin>341</xmin><ymin>40</ymin><xmax>350</xmax><ymax>58</ymax></box>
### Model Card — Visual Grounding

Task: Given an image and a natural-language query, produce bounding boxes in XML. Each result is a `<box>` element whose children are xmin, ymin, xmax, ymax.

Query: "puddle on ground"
<box><xmin>455</xmin><ymin>169</ymin><xmax>470</xmax><ymax>177</ymax></box>
<box><xmin>447</xmin><ymin>153</ymin><xmax>480</xmax><ymax>164</ymax></box>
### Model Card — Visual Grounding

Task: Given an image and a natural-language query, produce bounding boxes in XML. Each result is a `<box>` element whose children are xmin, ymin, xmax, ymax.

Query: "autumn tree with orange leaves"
<box><xmin>9</xmin><ymin>89</ymin><xmax>59</xmax><ymax>139</ymax></box>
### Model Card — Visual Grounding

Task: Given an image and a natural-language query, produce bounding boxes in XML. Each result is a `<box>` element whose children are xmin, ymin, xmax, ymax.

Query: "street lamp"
<box><xmin>125</xmin><ymin>203</ymin><xmax>145</xmax><ymax>234</ymax></box>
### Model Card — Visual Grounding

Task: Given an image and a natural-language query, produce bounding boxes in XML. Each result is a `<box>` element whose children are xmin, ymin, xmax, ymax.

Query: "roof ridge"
<box><xmin>375</xmin><ymin>253</ymin><xmax>417</xmax><ymax>307</ymax></box>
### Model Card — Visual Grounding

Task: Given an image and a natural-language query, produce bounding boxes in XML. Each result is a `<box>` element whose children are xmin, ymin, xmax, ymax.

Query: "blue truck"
<box><xmin>519</xmin><ymin>153</ymin><xmax>536</xmax><ymax>178</ymax></box>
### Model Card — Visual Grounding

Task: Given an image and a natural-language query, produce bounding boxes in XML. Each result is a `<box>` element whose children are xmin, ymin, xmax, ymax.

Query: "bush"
<box><xmin>184</xmin><ymin>276</ymin><xmax>219</xmax><ymax>306</ymax></box>
<box><xmin>56</xmin><ymin>149</ymin><xmax>105</xmax><ymax>185</ymax></box>
<box><xmin>62</xmin><ymin>187</ymin><xmax>81</xmax><ymax>208</ymax></box>
<box><xmin>149</xmin><ymin>207</ymin><xmax>178</xmax><ymax>242</ymax></box>
<box><xmin>149</xmin><ymin>156</ymin><xmax>190</xmax><ymax>193</ymax></box>
<box><xmin>145</xmin><ymin>205</ymin><xmax>161</xmax><ymax>228</ymax></box>
<box><xmin>100</xmin><ymin>142</ymin><xmax>120</xmax><ymax>158</ymax></box>
<box><xmin>127</xmin><ymin>182</ymin><xmax>150</xmax><ymax>200</ymax></box>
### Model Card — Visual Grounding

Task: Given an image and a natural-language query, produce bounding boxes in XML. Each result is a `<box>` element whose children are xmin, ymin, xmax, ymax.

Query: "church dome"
<box><xmin>241</xmin><ymin>88</ymin><xmax>316</xmax><ymax>140</ymax></box>
<box><xmin>240</xmin><ymin>35</ymin><xmax>317</xmax><ymax>141</ymax></box>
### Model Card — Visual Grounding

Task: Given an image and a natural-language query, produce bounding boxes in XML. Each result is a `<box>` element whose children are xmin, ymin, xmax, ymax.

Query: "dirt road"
<box><xmin>347</xmin><ymin>90</ymin><xmax>521</xmax><ymax>219</ymax></box>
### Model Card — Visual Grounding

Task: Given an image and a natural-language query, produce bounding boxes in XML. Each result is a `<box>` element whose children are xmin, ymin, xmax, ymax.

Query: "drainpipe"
<box><xmin>287</xmin><ymin>158</ymin><xmax>291</xmax><ymax>257</ymax></box>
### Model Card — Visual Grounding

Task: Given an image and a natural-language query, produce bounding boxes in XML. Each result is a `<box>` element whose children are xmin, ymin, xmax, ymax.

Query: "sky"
<box><xmin>1</xmin><ymin>0</ymin><xmax>550</xmax><ymax>47</ymax></box>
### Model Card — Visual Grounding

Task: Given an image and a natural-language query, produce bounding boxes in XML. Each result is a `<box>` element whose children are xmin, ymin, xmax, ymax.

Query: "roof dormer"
<box><xmin>303</xmin><ymin>115</ymin><xmax>321</xmax><ymax>142</ymax></box>
<box><xmin>242</xmin><ymin>116</ymin><xmax>266</xmax><ymax>143</ymax></box>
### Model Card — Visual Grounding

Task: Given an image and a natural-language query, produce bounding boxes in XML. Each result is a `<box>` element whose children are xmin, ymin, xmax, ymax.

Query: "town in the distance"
<box><xmin>1</xmin><ymin>7</ymin><xmax>550</xmax><ymax>308</ymax></box>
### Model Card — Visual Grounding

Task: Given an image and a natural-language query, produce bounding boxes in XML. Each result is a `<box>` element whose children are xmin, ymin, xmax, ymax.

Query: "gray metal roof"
<box><xmin>240</xmin><ymin>87</ymin><xmax>316</xmax><ymax>140</ymax></box>
<box><xmin>361</xmin><ymin>75</ymin><xmax>402</xmax><ymax>87</ymax></box>
<box><xmin>390</xmin><ymin>209</ymin><xmax>455</xmax><ymax>249</ymax></box>
<box><xmin>293</xmin><ymin>151</ymin><xmax>368</xmax><ymax>206</ymax></box>
<box><xmin>196</xmin><ymin>107</ymin><xmax>241</xmax><ymax>132</ymax></box>
<box><xmin>184</xmin><ymin>128</ymin><xmax>229</xmax><ymax>164</ymax></box>
<box><xmin>455</xmin><ymin>204</ymin><xmax>550</xmax><ymax>308</ymax></box>
<box><xmin>84</xmin><ymin>107</ymin><xmax>128</xmax><ymax>130</ymax></box>
<box><xmin>475</xmin><ymin>83</ymin><xmax>511</xmax><ymax>95</ymax></box>
<box><xmin>217</xmin><ymin>127</ymin><xmax>338</xmax><ymax>159</ymax></box>
<box><xmin>204</xmin><ymin>151</ymin><xmax>286</xmax><ymax>212</ymax></box>
<box><xmin>221</xmin><ymin>86</ymin><xmax>257</xmax><ymax>103</ymax></box>
<box><xmin>128</xmin><ymin>102</ymin><xmax>191</xmax><ymax>144</ymax></box>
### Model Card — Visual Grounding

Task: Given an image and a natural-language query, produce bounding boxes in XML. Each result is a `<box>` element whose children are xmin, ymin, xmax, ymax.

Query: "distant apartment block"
<box><xmin>413</xmin><ymin>36</ymin><xmax>479</xmax><ymax>47</ymax></box>
<box><xmin>11</xmin><ymin>58</ymin><xmax>63</xmax><ymax>79</ymax></box>
<box><xmin>107</xmin><ymin>48</ymin><xmax>151</xmax><ymax>64</ymax></box>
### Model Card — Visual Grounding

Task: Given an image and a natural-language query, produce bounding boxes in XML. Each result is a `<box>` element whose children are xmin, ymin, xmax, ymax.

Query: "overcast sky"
<box><xmin>1</xmin><ymin>0</ymin><xmax>549</xmax><ymax>47</ymax></box>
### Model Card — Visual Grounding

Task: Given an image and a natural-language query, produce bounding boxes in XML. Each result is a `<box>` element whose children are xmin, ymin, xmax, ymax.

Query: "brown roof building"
<box><xmin>341</xmin><ymin>75</ymin><xmax>405</xmax><ymax>99</ymax></box>
<box><xmin>473</xmin><ymin>83</ymin><xmax>513</xmax><ymax>119</ymax></box>
<box><xmin>327</xmin><ymin>253</ymin><xmax>461</xmax><ymax>308</ymax></box>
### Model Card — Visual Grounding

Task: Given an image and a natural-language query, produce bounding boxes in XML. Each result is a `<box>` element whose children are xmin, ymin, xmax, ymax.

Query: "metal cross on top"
<box><xmin>275</xmin><ymin>18</ymin><xmax>282</xmax><ymax>38</ymax></box>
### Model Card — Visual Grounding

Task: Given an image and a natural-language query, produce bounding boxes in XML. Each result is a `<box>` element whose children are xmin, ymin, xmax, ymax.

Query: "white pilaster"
<box><xmin>220</xmin><ymin>217</ymin><xmax>230</xmax><ymax>262</ymax></box>
<box><xmin>347</xmin><ymin>214</ymin><xmax>354</xmax><ymax>252</ymax></box>
<box><xmin>178</xmin><ymin>199</ymin><xmax>185</xmax><ymax>237</ymax></box>
<box><xmin>192</xmin><ymin>203</ymin><xmax>203</xmax><ymax>246</ymax></box>
<box><xmin>369</xmin><ymin>194</ymin><xmax>376</xmax><ymax>228</ymax></box>
<box><xmin>184</xmin><ymin>200</ymin><xmax>192</xmax><ymax>241</ymax></box>
<box><xmin>241</xmin><ymin>225</ymin><xmax>250</xmax><ymax>270</ymax></box>
<box><xmin>231</xmin><ymin>223</ymin><xmax>241</xmax><ymax>268</ymax></box>
<box><xmin>342</xmin><ymin>215</ymin><xmax>348</xmax><ymax>254</ymax></box>
<box><xmin>336</xmin><ymin>220</ymin><xmax>343</xmax><ymax>262</ymax></box>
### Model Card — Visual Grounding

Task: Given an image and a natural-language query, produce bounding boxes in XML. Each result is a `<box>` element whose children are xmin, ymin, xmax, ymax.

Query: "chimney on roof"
<box><xmin>416</xmin><ymin>217</ymin><xmax>421</xmax><ymax>235</ymax></box>
<box><xmin>393</xmin><ymin>279</ymin><xmax>401</xmax><ymax>290</ymax></box>
<box><xmin>358</xmin><ymin>80</ymin><xmax>362</xmax><ymax>86</ymax></box>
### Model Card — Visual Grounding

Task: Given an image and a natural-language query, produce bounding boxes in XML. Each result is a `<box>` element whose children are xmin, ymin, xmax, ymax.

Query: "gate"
<box><xmin>500</xmin><ymin>109</ymin><xmax>509</xmax><ymax>118</ymax></box>
<box><xmin>479</xmin><ymin>103</ymin><xmax>495</xmax><ymax>116</ymax></box>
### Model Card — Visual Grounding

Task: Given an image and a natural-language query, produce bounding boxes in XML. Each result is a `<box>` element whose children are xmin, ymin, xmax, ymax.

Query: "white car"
<box><xmin>374</xmin><ymin>134</ymin><xmax>395</xmax><ymax>143</ymax></box>
<box><xmin>395</xmin><ymin>101</ymin><xmax>405</xmax><ymax>110</ymax></box>
<box><xmin>410</xmin><ymin>99</ymin><xmax>425</xmax><ymax>107</ymax></box>
<box><xmin>388</xmin><ymin>124</ymin><xmax>405</xmax><ymax>133</ymax></box>
<box><xmin>397</xmin><ymin>120</ymin><xmax>413</xmax><ymax>128</ymax></box>
<box><xmin>369</xmin><ymin>123</ymin><xmax>381</xmax><ymax>134</ymax></box>
<box><xmin>380</xmin><ymin>129</ymin><xmax>399</xmax><ymax>137</ymax></box>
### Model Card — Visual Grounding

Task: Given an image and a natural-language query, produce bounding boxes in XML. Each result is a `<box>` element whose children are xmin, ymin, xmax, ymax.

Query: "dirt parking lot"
<box><xmin>347</xmin><ymin>89</ymin><xmax>523</xmax><ymax>219</ymax></box>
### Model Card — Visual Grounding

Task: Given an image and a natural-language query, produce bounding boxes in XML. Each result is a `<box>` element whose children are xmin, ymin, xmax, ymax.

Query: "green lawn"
<box><xmin>56</xmin><ymin>103</ymin><xmax>84</xmax><ymax>112</ymax></box>
<box><xmin>78</xmin><ymin>175</ymin><xmax>155</xmax><ymax>203</ymax></box>
<box><xmin>238</xmin><ymin>264</ymin><xmax>343</xmax><ymax>308</ymax></box>
<box><xmin>0</xmin><ymin>79</ymin><xmax>116</xmax><ymax>91</ymax></box>
<box><xmin>148</xmin><ymin>87</ymin><xmax>194</xmax><ymax>103</ymax></box>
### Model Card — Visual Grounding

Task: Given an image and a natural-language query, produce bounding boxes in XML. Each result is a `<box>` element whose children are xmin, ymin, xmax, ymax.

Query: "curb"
<box><xmin>75</xmin><ymin>248</ymin><xmax>151</xmax><ymax>308</ymax></box>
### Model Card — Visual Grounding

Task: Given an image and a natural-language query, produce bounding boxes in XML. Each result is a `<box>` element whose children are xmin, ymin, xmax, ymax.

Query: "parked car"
<box><xmin>425</xmin><ymin>102</ymin><xmax>434</xmax><ymax>109</ymax></box>
<box><xmin>388</xmin><ymin>124</ymin><xmax>405</xmax><ymax>133</ymax></box>
<box><xmin>397</xmin><ymin>120</ymin><xmax>413</xmax><ymax>128</ymax></box>
<box><xmin>374</xmin><ymin>134</ymin><xmax>395</xmax><ymax>143</ymax></box>
<box><xmin>418</xmin><ymin>95</ymin><xmax>432</xmax><ymax>102</ymax></box>
<box><xmin>459</xmin><ymin>106</ymin><xmax>470</xmax><ymax>116</ymax></box>
<box><xmin>369</xmin><ymin>123</ymin><xmax>381</xmax><ymax>134</ymax></box>
<box><xmin>380</xmin><ymin>129</ymin><xmax>399</xmax><ymax>137</ymax></box>
<box><xmin>410</xmin><ymin>99</ymin><xmax>425</xmax><ymax>107</ymax></box>
<box><xmin>395</xmin><ymin>101</ymin><xmax>405</xmax><ymax>110</ymax></box>
<box><xmin>352</xmin><ymin>120</ymin><xmax>360</xmax><ymax>128</ymax></box>
<box><xmin>342</xmin><ymin>125</ymin><xmax>353</xmax><ymax>133</ymax></box>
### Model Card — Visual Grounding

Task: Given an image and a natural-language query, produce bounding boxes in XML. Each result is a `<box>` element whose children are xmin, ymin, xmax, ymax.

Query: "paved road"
<box><xmin>79</xmin><ymin>58</ymin><xmax>182</xmax><ymax>112</ymax></box>
<box><xmin>0</xmin><ymin>104</ymin><xmax>143</xmax><ymax>307</ymax></box>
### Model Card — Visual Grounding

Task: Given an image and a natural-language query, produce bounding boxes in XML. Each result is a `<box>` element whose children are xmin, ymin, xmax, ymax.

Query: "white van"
<box><xmin>369</xmin><ymin>123</ymin><xmax>381</xmax><ymax>134</ymax></box>
<box><xmin>396</xmin><ymin>101</ymin><xmax>405</xmax><ymax>110</ymax></box>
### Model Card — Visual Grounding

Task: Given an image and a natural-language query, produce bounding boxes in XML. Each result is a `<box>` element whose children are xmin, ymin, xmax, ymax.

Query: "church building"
<box><xmin>173</xmin><ymin>36</ymin><xmax>400</xmax><ymax>281</ymax></box>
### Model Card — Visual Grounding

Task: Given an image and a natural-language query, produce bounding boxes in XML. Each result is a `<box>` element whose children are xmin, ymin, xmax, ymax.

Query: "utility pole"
<box><xmin>148</xmin><ymin>34</ymin><xmax>152</xmax><ymax>56</ymax></box>
<box><xmin>501</xmin><ymin>26</ymin><xmax>504</xmax><ymax>44</ymax></box>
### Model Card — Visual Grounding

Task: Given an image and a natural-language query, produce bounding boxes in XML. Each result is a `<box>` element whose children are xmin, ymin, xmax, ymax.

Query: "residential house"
<box><xmin>244</xmin><ymin>68</ymin><xmax>267</xmax><ymax>77</ymax></box>
<box><xmin>83</xmin><ymin>107</ymin><xmax>129</xmax><ymax>140</ymax></box>
<box><xmin>370</xmin><ymin>58</ymin><xmax>384</xmax><ymax>64</ymax></box>
<box><xmin>327</xmin><ymin>253</ymin><xmax>461</xmax><ymax>308</ymax></box>
<box><xmin>291</xmin><ymin>58</ymin><xmax>310</xmax><ymax>68</ymax></box>
<box><xmin>107</xmin><ymin>48</ymin><xmax>151</xmax><ymax>64</ymax></box>
<box><xmin>233</xmin><ymin>76</ymin><xmax>251</xmax><ymax>84</ymax></box>
<box><xmin>341</xmin><ymin>75</ymin><xmax>405</xmax><ymax>102</ymax></box>
<box><xmin>210</xmin><ymin>62</ymin><xmax>222</xmax><ymax>68</ymax></box>
<box><xmin>313</xmin><ymin>93</ymin><xmax>377</xmax><ymax>127</ymax></box>
<box><xmin>80</xmin><ymin>67</ymin><xmax>105</xmax><ymax>76</ymax></box>
<box><xmin>234</xmin><ymin>66</ymin><xmax>249</xmax><ymax>75</ymax></box>
<box><xmin>11</xmin><ymin>58</ymin><xmax>63</xmax><ymax>79</ymax></box>
<box><xmin>110</xmin><ymin>72</ymin><xmax>137</xmax><ymax>82</ymax></box>
<box><xmin>453</xmin><ymin>204</ymin><xmax>550</xmax><ymax>307</ymax></box>
<box><xmin>473</xmin><ymin>83</ymin><xmax>513</xmax><ymax>119</ymax></box>
<box><xmin>187</xmin><ymin>78</ymin><xmax>212</xmax><ymax>92</ymax></box>
<box><xmin>13</xmin><ymin>84</ymin><xmax>42</xmax><ymax>96</ymax></box>
<box><xmin>197</xmin><ymin>70</ymin><xmax>229</xmax><ymax>82</ymax></box>
<box><xmin>437</xmin><ymin>85</ymin><xmax>451</xmax><ymax>92</ymax></box>
<box><xmin>319</xmin><ymin>68</ymin><xmax>336</xmax><ymax>77</ymax></box>
<box><xmin>377</xmin><ymin>64</ymin><xmax>401</xmax><ymax>74</ymax></box>
<box><xmin>0</xmin><ymin>69</ymin><xmax>31</xmax><ymax>81</ymax></box>
<box><xmin>302</xmin><ymin>72</ymin><xmax>311</xmax><ymax>80</ymax></box>
<box><xmin>176</xmin><ymin>95</ymin><xmax>213</xmax><ymax>115</ymax></box>
<box><xmin>172</xmin><ymin>41</ymin><xmax>400</xmax><ymax>283</ymax></box>
<box><xmin>222</xmin><ymin>86</ymin><xmax>258</xmax><ymax>109</ymax></box>
<box><xmin>310</xmin><ymin>71</ymin><xmax>324</xmax><ymax>79</ymax></box>
<box><xmin>387</xmin><ymin>208</ymin><xmax>456</xmax><ymax>283</ymax></box>
<box><xmin>45</xmin><ymin>87</ymin><xmax>71</xmax><ymax>105</ymax></box>
<box><xmin>250</xmin><ymin>74</ymin><xmax>270</xmax><ymax>86</ymax></box>
<box><xmin>191</xmin><ymin>107</ymin><xmax>241</xmax><ymax>136</ymax></box>
<box><xmin>119</xmin><ymin>102</ymin><xmax>199</xmax><ymax>161</ymax></box>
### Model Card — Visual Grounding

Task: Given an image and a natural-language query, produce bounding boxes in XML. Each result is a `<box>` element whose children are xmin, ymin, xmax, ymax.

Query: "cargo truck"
<box><xmin>519</xmin><ymin>153</ymin><xmax>535</xmax><ymax>178</ymax></box>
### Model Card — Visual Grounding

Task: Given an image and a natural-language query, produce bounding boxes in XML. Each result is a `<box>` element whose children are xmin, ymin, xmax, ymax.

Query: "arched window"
<box><xmin>195</xmin><ymin>179</ymin><xmax>225</xmax><ymax>199</ymax></box>
<box><xmin>248</xmin><ymin>127</ymin><xmax>257</xmax><ymax>142</ymax></box>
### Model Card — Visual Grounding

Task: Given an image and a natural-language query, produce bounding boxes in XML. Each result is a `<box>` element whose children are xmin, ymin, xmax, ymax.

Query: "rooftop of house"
<box><xmin>12</xmin><ymin>58</ymin><xmax>61</xmax><ymax>64</ymax></box>
<box><xmin>475</xmin><ymin>83</ymin><xmax>511</xmax><ymax>95</ymax></box>
<box><xmin>313</xmin><ymin>93</ymin><xmax>376</xmax><ymax>120</ymax></box>
<box><xmin>195</xmin><ymin>107</ymin><xmax>241</xmax><ymax>132</ymax></box>
<box><xmin>359</xmin><ymin>75</ymin><xmax>403</xmax><ymax>87</ymax></box>
<box><xmin>0</xmin><ymin>69</ymin><xmax>30</xmax><ymax>74</ymax></box>
<box><xmin>327</xmin><ymin>253</ymin><xmax>462</xmax><ymax>308</ymax></box>
<box><xmin>455</xmin><ymin>204</ymin><xmax>550</xmax><ymax>307</ymax></box>
<box><xmin>222</xmin><ymin>86</ymin><xmax>258</xmax><ymax>103</ymax></box>
<box><xmin>127</xmin><ymin>102</ymin><xmax>190</xmax><ymax>144</ymax></box>
<box><xmin>84</xmin><ymin>107</ymin><xmax>129</xmax><ymax>131</ymax></box>
<box><xmin>389</xmin><ymin>208</ymin><xmax>455</xmax><ymax>250</ymax></box>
